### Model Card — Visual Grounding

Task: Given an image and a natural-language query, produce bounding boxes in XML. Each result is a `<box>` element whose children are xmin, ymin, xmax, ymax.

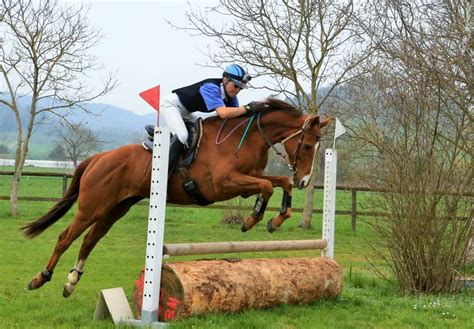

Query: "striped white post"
<box><xmin>322</xmin><ymin>149</ymin><xmax>337</xmax><ymax>259</ymax></box>
<box><xmin>141</xmin><ymin>126</ymin><xmax>170</xmax><ymax>324</ymax></box>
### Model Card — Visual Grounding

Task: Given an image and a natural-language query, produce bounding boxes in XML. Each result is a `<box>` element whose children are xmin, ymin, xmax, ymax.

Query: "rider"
<box><xmin>159</xmin><ymin>64</ymin><xmax>268</xmax><ymax>172</ymax></box>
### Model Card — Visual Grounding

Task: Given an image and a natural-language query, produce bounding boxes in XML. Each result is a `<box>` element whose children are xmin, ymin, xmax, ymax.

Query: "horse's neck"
<box><xmin>255</xmin><ymin>112</ymin><xmax>304</xmax><ymax>143</ymax></box>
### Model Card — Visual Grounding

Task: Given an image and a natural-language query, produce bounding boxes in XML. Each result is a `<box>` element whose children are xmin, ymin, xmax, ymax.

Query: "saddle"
<box><xmin>142</xmin><ymin>119</ymin><xmax>212</xmax><ymax>206</ymax></box>
<box><xmin>142</xmin><ymin>118</ymin><xmax>203</xmax><ymax>168</ymax></box>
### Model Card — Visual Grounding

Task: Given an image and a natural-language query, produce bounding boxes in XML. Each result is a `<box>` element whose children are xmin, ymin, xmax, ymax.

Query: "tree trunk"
<box><xmin>10</xmin><ymin>110</ymin><xmax>32</xmax><ymax>216</ymax></box>
<box><xmin>299</xmin><ymin>152</ymin><xmax>321</xmax><ymax>229</ymax></box>
<box><xmin>10</xmin><ymin>172</ymin><xmax>20</xmax><ymax>217</ymax></box>
<box><xmin>10</xmin><ymin>142</ymin><xmax>27</xmax><ymax>216</ymax></box>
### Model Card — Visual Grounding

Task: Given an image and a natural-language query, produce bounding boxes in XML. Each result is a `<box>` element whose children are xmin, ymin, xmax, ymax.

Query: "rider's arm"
<box><xmin>200</xmin><ymin>83</ymin><xmax>248</xmax><ymax>119</ymax></box>
<box><xmin>215</xmin><ymin>106</ymin><xmax>247</xmax><ymax>119</ymax></box>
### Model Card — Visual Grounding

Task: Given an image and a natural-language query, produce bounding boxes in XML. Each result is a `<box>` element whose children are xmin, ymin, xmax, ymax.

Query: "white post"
<box><xmin>141</xmin><ymin>126</ymin><xmax>170</xmax><ymax>324</ymax></box>
<box><xmin>322</xmin><ymin>149</ymin><xmax>337</xmax><ymax>259</ymax></box>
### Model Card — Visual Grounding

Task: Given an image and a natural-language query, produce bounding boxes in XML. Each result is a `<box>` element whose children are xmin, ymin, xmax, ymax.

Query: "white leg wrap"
<box><xmin>63</xmin><ymin>260</ymin><xmax>85</xmax><ymax>297</ymax></box>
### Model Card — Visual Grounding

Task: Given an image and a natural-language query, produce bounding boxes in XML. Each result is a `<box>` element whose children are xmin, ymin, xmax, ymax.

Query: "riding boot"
<box><xmin>168</xmin><ymin>134</ymin><xmax>184</xmax><ymax>176</ymax></box>
<box><xmin>145</xmin><ymin>125</ymin><xmax>155</xmax><ymax>141</ymax></box>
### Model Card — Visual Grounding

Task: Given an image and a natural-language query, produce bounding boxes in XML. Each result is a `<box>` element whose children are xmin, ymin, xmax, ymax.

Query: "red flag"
<box><xmin>139</xmin><ymin>85</ymin><xmax>160</xmax><ymax>111</ymax></box>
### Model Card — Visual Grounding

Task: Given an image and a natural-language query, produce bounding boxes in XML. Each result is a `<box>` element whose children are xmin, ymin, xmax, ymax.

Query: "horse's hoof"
<box><xmin>27</xmin><ymin>281</ymin><xmax>35</xmax><ymax>290</ymax></box>
<box><xmin>63</xmin><ymin>283</ymin><xmax>75</xmax><ymax>298</ymax></box>
<box><xmin>27</xmin><ymin>273</ymin><xmax>47</xmax><ymax>290</ymax></box>
<box><xmin>27</xmin><ymin>279</ymin><xmax>43</xmax><ymax>290</ymax></box>
<box><xmin>266</xmin><ymin>220</ymin><xmax>276</xmax><ymax>233</ymax></box>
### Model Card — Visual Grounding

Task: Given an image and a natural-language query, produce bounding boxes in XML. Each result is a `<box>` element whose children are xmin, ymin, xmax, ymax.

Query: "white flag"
<box><xmin>334</xmin><ymin>117</ymin><xmax>347</xmax><ymax>139</ymax></box>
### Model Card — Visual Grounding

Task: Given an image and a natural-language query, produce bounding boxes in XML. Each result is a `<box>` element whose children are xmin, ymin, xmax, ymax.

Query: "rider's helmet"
<box><xmin>223</xmin><ymin>64</ymin><xmax>252</xmax><ymax>89</ymax></box>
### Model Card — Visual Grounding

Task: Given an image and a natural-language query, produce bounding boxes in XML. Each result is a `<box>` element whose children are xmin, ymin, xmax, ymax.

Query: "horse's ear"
<box><xmin>309</xmin><ymin>116</ymin><xmax>321</xmax><ymax>128</ymax></box>
<box><xmin>320</xmin><ymin>116</ymin><xmax>333</xmax><ymax>128</ymax></box>
<box><xmin>309</xmin><ymin>116</ymin><xmax>333</xmax><ymax>129</ymax></box>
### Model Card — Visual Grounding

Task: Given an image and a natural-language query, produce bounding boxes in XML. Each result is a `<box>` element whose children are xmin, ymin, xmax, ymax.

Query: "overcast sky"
<box><xmin>58</xmin><ymin>0</ymin><xmax>269</xmax><ymax>115</ymax></box>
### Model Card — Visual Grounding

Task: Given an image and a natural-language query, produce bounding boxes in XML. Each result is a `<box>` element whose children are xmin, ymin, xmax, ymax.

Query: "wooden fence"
<box><xmin>1</xmin><ymin>171</ymin><xmax>472</xmax><ymax>231</ymax></box>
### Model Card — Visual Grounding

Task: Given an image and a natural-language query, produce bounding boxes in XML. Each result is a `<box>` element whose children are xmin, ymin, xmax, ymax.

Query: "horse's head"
<box><xmin>281</xmin><ymin>115</ymin><xmax>333</xmax><ymax>189</ymax></box>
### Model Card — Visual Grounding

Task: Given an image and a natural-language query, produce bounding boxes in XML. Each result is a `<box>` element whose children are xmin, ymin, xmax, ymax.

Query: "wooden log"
<box><xmin>163</xmin><ymin>239</ymin><xmax>328</xmax><ymax>256</ymax></box>
<box><xmin>133</xmin><ymin>257</ymin><xmax>343</xmax><ymax>321</ymax></box>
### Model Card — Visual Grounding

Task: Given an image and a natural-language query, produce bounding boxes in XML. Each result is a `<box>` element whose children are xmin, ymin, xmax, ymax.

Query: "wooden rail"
<box><xmin>163</xmin><ymin>239</ymin><xmax>328</xmax><ymax>256</ymax></box>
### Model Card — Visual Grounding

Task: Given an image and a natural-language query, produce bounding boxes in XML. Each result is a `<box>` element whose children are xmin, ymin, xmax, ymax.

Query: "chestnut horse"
<box><xmin>22</xmin><ymin>98</ymin><xmax>332</xmax><ymax>297</ymax></box>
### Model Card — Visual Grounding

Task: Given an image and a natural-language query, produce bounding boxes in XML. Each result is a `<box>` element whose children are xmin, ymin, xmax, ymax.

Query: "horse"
<box><xmin>22</xmin><ymin>98</ymin><xmax>332</xmax><ymax>297</ymax></box>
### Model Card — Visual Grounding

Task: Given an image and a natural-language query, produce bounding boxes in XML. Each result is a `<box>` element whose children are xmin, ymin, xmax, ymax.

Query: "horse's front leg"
<box><xmin>257</xmin><ymin>175</ymin><xmax>293</xmax><ymax>233</ymax></box>
<box><xmin>219</xmin><ymin>172</ymin><xmax>274</xmax><ymax>232</ymax></box>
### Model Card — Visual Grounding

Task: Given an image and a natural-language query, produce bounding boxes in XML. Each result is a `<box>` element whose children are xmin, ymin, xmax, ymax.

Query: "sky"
<box><xmin>57</xmin><ymin>0</ymin><xmax>269</xmax><ymax>115</ymax></box>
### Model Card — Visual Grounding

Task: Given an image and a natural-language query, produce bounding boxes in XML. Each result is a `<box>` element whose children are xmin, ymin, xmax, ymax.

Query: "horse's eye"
<box><xmin>304</xmin><ymin>144</ymin><xmax>312</xmax><ymax>151</ymax></box>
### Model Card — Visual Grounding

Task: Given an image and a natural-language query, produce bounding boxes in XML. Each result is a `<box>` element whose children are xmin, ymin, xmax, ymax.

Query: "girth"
<box><xmin>179</xmin><ymin>167</ymin><xmax>213</xmax><ymax>206</ymax></box>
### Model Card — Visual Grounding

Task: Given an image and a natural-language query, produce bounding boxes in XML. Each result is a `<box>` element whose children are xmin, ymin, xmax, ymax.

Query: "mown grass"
<box><xmin>0</xmin><ymin>170</ymin><xmax>472</xmax><ymax>328</ymax></box>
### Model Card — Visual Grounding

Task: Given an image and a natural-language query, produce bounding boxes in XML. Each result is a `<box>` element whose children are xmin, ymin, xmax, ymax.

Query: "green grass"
<box><xmin>1</xmin><ymin>204</ymin><xmax>472</xmax><ymax>328</ymax></box>
<box><xmin>0</xmin><ymin>171</ymin><xmax>473</xmax><ymax>328</ymax></box>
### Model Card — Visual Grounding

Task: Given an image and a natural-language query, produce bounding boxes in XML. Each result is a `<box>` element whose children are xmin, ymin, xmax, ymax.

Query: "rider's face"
<box><xmin>224</xmin><ymin>78</ymin><xmax>242</xmax><ymax>97</ymax></box>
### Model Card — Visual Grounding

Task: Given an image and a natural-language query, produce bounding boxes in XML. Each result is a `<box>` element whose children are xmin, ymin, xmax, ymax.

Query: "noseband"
<box><xmin>256</xmin><ymin>115</ymin><xmax>320</xmax><ymax>176</ymax></box>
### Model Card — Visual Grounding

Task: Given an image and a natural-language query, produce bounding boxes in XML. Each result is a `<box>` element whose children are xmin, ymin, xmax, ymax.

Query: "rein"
<box><xmin>215</xmin><ymin>117</ymin><xmax>252</xmax><ymax>145</ymax></box>
<box><xmin>215</xmin><ymin>113</ymin><xmax>317</xmax><ymax>176</ymax></box>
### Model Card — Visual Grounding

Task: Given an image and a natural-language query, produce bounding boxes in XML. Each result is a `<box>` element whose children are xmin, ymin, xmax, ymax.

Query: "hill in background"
<box><xmin>0</xmin><ymin>96</ymin><xmax>156</xmax><ymax>159</ymax></box>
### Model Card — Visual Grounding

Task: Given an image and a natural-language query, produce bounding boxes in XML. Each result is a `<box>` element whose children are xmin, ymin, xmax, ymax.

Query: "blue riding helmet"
<box><xmin>223</xmin><ymin>64</ymin><xmax>252</xmax><ymax>89</ymax></box>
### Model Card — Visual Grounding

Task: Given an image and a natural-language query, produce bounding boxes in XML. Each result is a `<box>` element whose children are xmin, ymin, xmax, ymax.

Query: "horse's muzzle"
<box><xmin>293</xmin><ymin>178</ymin><xmax>303</xmax><ymax>189</ymax></box>
<box><xmin>293</xmin><ymin>174</ymin><xmax>311</xmax><ymax>189</ymax></box>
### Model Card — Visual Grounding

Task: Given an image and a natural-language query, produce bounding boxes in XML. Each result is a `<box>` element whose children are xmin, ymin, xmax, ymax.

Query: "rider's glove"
<box><xmin>244</xmin><ymin>101</ymin><xmax>270</xmax><ymax>113</ymax></box>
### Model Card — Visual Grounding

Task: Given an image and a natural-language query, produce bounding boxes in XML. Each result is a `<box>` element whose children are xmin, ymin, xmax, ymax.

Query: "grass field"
<box><xmin>0</xmin><ymin>171</ymin><xmax>472</xmax><ymax>328</ymax></box>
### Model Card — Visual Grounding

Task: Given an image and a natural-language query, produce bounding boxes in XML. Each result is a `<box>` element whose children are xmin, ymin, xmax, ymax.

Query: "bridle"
<box><xmin>256</xmin><ymin>114</ymin><xmax>320</xmax><ymax>176</ymax></box>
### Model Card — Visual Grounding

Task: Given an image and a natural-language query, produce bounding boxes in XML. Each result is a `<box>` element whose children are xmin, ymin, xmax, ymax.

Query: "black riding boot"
<box><xmin>168</xmin><ymin>134</ymin><xmax>184</xmax><ymax>176</ymax></box>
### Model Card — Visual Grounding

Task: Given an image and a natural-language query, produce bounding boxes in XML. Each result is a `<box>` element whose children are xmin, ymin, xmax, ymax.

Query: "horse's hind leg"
<box><xmin>27</xmin><ymin>211</ymin><xmax>94</xmax><ymax>290</ymax></box>
<box><xmin>62</xmin><ymin>220</ymin><xmax>114</xmax><ymax>297</ymax></box>
<box><xmin>63</xmin><ymin>198</ymin><xmax>140</xmax><ymax>297</ymax></box>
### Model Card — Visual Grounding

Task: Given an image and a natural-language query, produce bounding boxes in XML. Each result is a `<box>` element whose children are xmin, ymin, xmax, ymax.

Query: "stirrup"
<box><xmin>142</xmin><ymin>140</ymin><xmax>153</xmax><ymax>151</ymax></box>
<box><xmin>145</xmin><ymin>125</ymin><xmax>155</xmax><ymax>141</ymax></box>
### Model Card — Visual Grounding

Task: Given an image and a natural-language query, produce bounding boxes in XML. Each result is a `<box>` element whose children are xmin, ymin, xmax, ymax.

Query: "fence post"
<box><xmin>351</xmin><ymin>189</ymin><xmax>357</xmax><ymax>231</ymax></box>
<box><xmin>62</xmin><ymin>174</ymin><xmax>68</xmax><ymax>196</ymax></box>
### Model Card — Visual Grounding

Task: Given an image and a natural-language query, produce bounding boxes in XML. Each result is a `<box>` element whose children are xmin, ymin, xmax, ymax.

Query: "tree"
<box><xmin>47</xmin><ymin>144</ymin><xmax>66</xmax><ymax>161</ymax></box>
<box><xmin>346</xmin><ymin>0</ymin><xmax>472</xmax><ymax>293</ymax></box>
<box><xmin>181</xmin><ymin>0</ymin><xmax>370</xmax><ymax>228</ymax></box>
<box><xmin>54</xmin><ymin>124</ymin><xmax>104</xmax><ymax>167</ymax></box>
<box><xmin>0</xmin><ymin>0</ymin><xmax>116</xmax><ymax>215</ymax></box>
<box><xmin>0</xmin><ymin>144</ymin><xmax>8</xmax><ymax>155</ymax></box>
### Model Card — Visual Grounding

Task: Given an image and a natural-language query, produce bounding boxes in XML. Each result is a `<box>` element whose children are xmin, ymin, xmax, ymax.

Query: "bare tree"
<box><xmin>0</xmin><ymin>0</ymin><xmax>116</xmax><ymax>215</ymax></box>
<box><xmin>180</xmin><ymin>0</ymin><xmax>370</xmax><ymax>228</ymax></box>
<box><xmin>346</xmin><ymin>0</ymin><xmax>472</xmax><ymax>293</ymax></box>
<box><xmin>53</xmin><ymin>124</ymin><xmax>104</xmax><ymax>167</ymax></box>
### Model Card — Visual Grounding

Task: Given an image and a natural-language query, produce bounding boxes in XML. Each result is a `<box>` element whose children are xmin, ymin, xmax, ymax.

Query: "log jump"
<box><xmin>129</xmin><ymin>127</ymin><xmax>342</xmax><ymax>323</ymax></box>
<box><xmin>132</xmin><ymin>238</ymin><xmax>342</xmax><ymax>321</ymax></box>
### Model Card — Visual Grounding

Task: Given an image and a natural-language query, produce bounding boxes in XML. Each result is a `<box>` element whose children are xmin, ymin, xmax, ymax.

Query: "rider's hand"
<box><xmin>244</xmin><ymin>101</ymin><xmax>270</xmax><ymax>113</ymax></box>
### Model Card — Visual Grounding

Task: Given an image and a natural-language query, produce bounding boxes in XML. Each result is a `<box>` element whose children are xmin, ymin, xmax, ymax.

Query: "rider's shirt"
<box><xmin>172</xmin><ymin>78</ymin><xmax>239</xmax><ymax>112</ymax></box>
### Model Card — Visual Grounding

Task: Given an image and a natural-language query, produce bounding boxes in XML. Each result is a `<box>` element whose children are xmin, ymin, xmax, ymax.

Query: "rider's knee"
<box><xmin>175</xmin><ymin>131</ymin><xmax>188</xmax><ymax>145</ymax></box>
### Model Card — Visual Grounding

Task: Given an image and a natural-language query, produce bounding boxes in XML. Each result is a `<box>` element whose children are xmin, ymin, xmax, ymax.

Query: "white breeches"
<box><xmin>159</xmin><ymin>93</ymin><xmax>217</xmax><ymax>144</ymax></box>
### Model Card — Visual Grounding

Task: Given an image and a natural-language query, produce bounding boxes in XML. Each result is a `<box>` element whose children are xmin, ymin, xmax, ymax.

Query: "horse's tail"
<box><xmin>21</xmin><ymin>157</ymin><xmax>94</xmax><ymax>239</ymax></box>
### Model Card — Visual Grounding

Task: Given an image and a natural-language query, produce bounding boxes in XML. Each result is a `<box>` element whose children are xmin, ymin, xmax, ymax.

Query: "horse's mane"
<box><xmin>265</xmin><ymin>98</ymin><xmax>302</xmax><ymax>116</ymax></box>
